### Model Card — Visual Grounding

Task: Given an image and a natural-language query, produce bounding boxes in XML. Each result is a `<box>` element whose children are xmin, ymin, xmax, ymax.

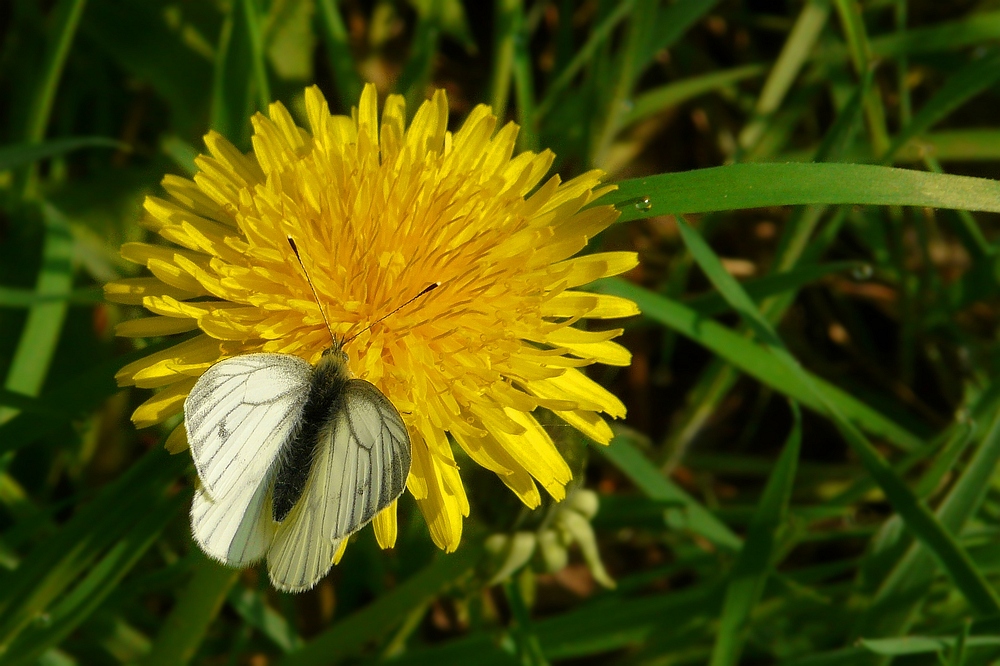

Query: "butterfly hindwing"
<box><xmin>190</xmin><ymin>482</ymin><xmax>275</xmax><ymax>565</ymax></box>
<box><xmin>267</xmin><ymin>493</ymin><xmax>343</xmax><ymax>593</ymax></box>
<box><xmin>185</xmin><ymin>353</ymin><xmax>312</xmax><ymax>565</ymax></box>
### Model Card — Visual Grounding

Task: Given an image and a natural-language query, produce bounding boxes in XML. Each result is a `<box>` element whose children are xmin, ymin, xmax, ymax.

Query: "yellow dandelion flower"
<box><xmin>107</xmin><ymin>84</ymin><xmax>639</xmax><ymax>553</ymax></box>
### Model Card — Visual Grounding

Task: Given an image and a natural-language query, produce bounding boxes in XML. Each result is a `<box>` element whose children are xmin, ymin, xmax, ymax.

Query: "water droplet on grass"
<box><xmin>851</xmin><ymin>264</ymin><xmax>873</xmax><ymax>280</ymax></box>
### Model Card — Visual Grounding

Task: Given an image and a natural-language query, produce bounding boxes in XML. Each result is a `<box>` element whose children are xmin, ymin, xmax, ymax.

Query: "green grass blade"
<box><xmin>680</xmin><ymin>261</ymin><xmax>863</xmax><ymax>318</ymax></box>
<box><xmin>21</xmin><ymin>0</ymin><xmax>88</xmax><ymax>194</ymax></box>
<box><xmin>855</xmin><ymin>407</ymin><xmax>1000</xmax><ymax>638</ymax></box>
<box><xmin>240</xmin><ymin>0</ymin><xmax>271</xmax><ymax>110</ymax></box>
<box><xmin>0</xmin><ymin>285</ymin><xmax>102</xmax><ymax>308</ymax></box>
<box><xmin>881</xmin><ymin>50</ymin><xmax>1000</xmax><ymax>163</ymax></box>
<box><xmin>212</xmin><ymin>1</ymin><xmax>256</xmax><ymax>146</ymax></box>
<box><xmin>2</xmin><ymin>492</ymin><xmax>187</xmax><ymax>666</ymax></box>
<box><xmin>0</xmin><ymin>336</ymin><xmax>181</xmax><ymax>454</ymax></box>
<box><xmin>622</xmin><ymin>65</ymin><xmax>767</xmax><ymax>130</ymax></box>
<box><xmin>0</xmin><ymin>203</ymin><xmax>74</xmax><ymax>425</ymax></box>
<box><xmin>159</xmin><ymin>136</ymin><xmax>200</xmax><ymax>176</ymax></box>
<box><xmin>535</xmin><ymin>582</ymin><xmax>721</xmax><ymax>659</ymax></box>
<box><xmin>80</xmin><ymin>3</ymin><xmax>212</xmax><ymax>134</ymax></box>
<box><xmin>710</xmin><ymin>403</ymin><xmax>801</xmax><ymax>666</ymax></box>
<box><xmin>674</xmin><ymin>217</ymin><xmax>1000</xmax><ymax>617</ymax></box>
<box><xmin>859</xmin><ymin>636</ymin><xmax>1000</xmax><ymax>656</ymax></box>
<box><xmin>595</xmin><ymin>277</ymin><xmax>925</xmax><ymax>451</ymax></box>
<box><xmin>0</xmin><ymin>448</ymin><xmax>189</xmax><ymax>649</ymax></box>
<box><xmin>737</xmin><ymin>0</ymin><xmax>830</xmax><ymax>154</ymax></box>
<box><xmin>833</xmin><ymin>0</ymin><xmax>890</xmax><ymax>157</ymax></box>
<box><xmin>315</xmin><ymin>0</ymin><xmax>363</xmax><ymax>109</ymax></box>
<box><xmin>278</xmin><ymin>543</ymin><xmax>483</xmax><ymax>665</ymax></box>
<box><xmin>509</xmin><ymin>1</ymin><xmax>538</xmax><ymax>152</ymax></box>
<box><xmin>597</xmin><ymin>435</ymin><xmax>742</xmax><ymax>551</ymax></box>
<box><xmin>23</xmin><ymin>0</ymin><xmax>88</xmax><ymax>142</ymax></box>
<box><xmin>535</xmin><ymin>0</ymin><xmax>634</xmax><ymax>120</ymax></box>
<box><xmin>143</xmin><ymin>554</ymin><xmax>239</xmax><ymax>666</ymax></box>
<box><xmin>868</xmin><ymin>11</ymin><xmax>1000</xmax><ymax>58</ymax></box>
<box><xmin>612</xmin><ymin>163</ymin><xmax>1000</xmax><ymax>222</ymax></box>
<box><xmin>399</xmin><ymin>0</ymin><xmax>444</xmax><ymax>108</ymax></box>
<box><xmin>488</xmin><ymin>0</ymin><xmax>520</xmax><ymax>121</ymax></box>
<box><xmin>634</xmin><ymin>0</ymin><xmax>721</xmax><ymax>70</ymax></box>
<box><xmin>228</xmin><ymin>587</ymin><xmax>303</xmax><ymax>652</ymax></box>
<box><xmin>503</xmin><ymin>579</ymin><xmax>549</xmax><ymax>666</ymax></box>
<box><xmin>0</xmin><ymin>137</ymin><xmax>123</xmax><ymax>171</ymax></box>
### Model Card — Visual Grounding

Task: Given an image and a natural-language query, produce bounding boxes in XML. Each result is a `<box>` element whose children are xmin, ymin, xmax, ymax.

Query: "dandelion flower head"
<box><xmin>106</xmin><ymin>84</ymin><xmax>639</xmax><ymax>552</ymax></box>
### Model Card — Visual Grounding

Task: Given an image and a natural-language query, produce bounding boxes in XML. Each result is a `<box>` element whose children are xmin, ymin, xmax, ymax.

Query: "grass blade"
<box><xmin>0</xmin><ymin>203</ymin><xmax>74</xmax><ymax>425</ymax></box>
<box><xmin>0</xmin><ymin>448</ymin><xmax>189</xmax><ymax>649</ymax></box>
<box><xmin>855</xmin><ymin>406</ymin><xmax>1000</xmax><ymax>639</ymax></box>
<box><xmin>143</xmin><ymin>554</ymin><xmax>239</xmax><ymax>666</ymax></box>
<box><xmin>0</xmin><ymin>137</ymin><xmax>123</xmax><ymax>171</ymax></box>
<box><xmin>278</xmin><ymin>543</ymin><xmax>483</xmax><ymax>665</ymax></box>
<box><xmin>881</xmin><ymin>50</ymin><xmax>1000</xmax><ymax>163</ymax></box>
<box><xmin>0</xmin><ymin>336</ymin><xmax>182</xmax><ymax>454</ymax></box>
<box><xmin>598</xmin><ymin>435</ymin><xmax>741</xmax><ymax>551</ymax></box>
<box><xmin>2</xmin><ymin>492</ymin><xmax>187</xmax><ymax>666</ymax></box>
<box><xmin>674</xmin><ymin>216</ymin><xmax>1000</xmax><ymax>617</ymax></box>
<box><xmin>315</xmin><ymin>0</ymin><xmax>363</xmax><ymax>110</ymax></box>
<box><xmin>709</xmin><ymin>403</ymin><xmax>802</xmax><ymax>666</ymax></box>
<box><xmin>595</xmin><ymin>277</ymin><xmax>926</xmax><ymax>451</ymax></box>
<box><xmin>612</xmin><ymin>163</ymin><xmax>1000</xmax><ymax>222</ymax></box>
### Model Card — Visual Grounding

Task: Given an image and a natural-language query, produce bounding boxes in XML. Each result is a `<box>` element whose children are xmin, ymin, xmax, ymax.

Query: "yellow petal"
<box><xmin>490</xmin><ymin>408</ymin><xmax>571</xmax><ymax>501</ymax></box>
<box><xmin>104</xmin><ymin>278</ymin><xmax>197</xmax><ymax>305</ymax></box>
<box><xmin>553</xmin><ymin>409</ymin><xmax>615</xmax><ymax>445</ymax></box>
<box><xmin>332</xmin><ymin>539</ymin><xmax>349</xmax><ymax>565</ymax></box>
<box><xmin>538</xmin><ymin>367</ymin><xmax>626</xmax><ymax>418</ymax></box>
<box><xmin>373</xmin><ymin>501</ymin><xmax>398</xmax><ymax>549</ymax></box>
<box><xmin>165</xmin><ymin>421</ymin><xmax>189</xmax><ymax>453</ymax></box>
<box><xmin>115</xmin><ymin>317</ymin><xmax>200</xmax><ymax>338</ymax></box>
<box><xmin>116</xmin><ymin>335</ymin><xmax>220</xmax><ymax>388</ymax></box>
<box><xmin>541</xmin><ymin>291</ymin><xmax>641</xmax><ymax>319</ymax></box>
<box><xmin>131</xmin><ymin>377</ymin><xmax>197</xmax><ymax>428</ymax></box>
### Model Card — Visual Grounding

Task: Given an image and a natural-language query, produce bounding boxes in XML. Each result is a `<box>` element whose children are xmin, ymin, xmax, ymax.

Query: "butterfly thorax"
<box><xmin>271</xmin><ymin>347</ymin><xmax>351</xmax><ymax>522</ymax></box>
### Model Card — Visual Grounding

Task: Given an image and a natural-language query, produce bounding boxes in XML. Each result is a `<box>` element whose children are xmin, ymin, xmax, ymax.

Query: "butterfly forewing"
<box><xmin>185</xmin><ymin>353</ymin><xmax>313</xmax><ymax>500</ymax></box>
<box><xmin>185</xmin><ymin>353</ymin><xmax>311</xmax><ymax>565</ymax></box>
<box><xmin>320</xmin><ymin>379</ymin><xmax>411</xmax><ymax>540</ymax></box>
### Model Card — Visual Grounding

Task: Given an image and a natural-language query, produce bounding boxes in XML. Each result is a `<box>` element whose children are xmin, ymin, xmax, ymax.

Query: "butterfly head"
<box><xmin>320</xmin><ymin>338</ymin><xmax>349</xmax><ymax>365</ymax></box>
<box><xmin>316</xmin><ymin>339</ymin><xmax>351</xmax><ymax>381</ymax></box>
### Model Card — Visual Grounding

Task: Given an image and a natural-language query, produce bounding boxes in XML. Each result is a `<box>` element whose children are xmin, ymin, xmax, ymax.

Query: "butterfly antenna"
<box><xmin>343</xmin><ymin>281</ymin><xmax>440</xmax><ymax>345</ymax></box>
<box><xmin>287</xmin><ymin>237</ymin><xmax>337</xmax><ymax>345</ymax></box>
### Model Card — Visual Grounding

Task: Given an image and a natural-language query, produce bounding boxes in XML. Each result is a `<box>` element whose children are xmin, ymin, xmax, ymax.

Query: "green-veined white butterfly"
<box><xmin>184</xmin><ymin>239</ymin><xmax>434</xmax><ymax>592</ymax></box>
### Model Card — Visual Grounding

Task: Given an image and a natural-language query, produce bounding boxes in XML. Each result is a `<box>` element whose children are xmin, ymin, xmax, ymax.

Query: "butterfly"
<box><xmin>183</xmin><ymin>344</ymin><xmax>410</xmax><ymax>592</ymax></box>
<box><xmin>183</xmin><ymin>239</ymin><xmax>433</xmax><ymax>592</ymax></box>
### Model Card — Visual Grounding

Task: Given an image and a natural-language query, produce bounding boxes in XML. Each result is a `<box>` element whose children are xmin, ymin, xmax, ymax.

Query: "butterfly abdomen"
<box><xmin>271</xmin><ymin>352</ymin><xmax>350</xmax><ymax>522</ymax></box>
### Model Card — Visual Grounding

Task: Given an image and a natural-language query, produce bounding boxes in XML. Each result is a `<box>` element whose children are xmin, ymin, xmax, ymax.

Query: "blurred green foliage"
<box><xmin>4</xmin><ymin>0</ymin><xmax>1000</xmax><ymax>664</ymax></box>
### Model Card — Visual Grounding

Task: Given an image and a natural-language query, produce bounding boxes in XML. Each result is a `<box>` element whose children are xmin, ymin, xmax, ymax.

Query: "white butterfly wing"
<box><xmin>190</xmin><ymin>482</ymin><xmax>275</xmax><ymax>565</ymax></box>
<box><xmin>320</xmin><ymin>380</ymin><xmax>411</xmax><ymax>540</ymax></box>
<box><xmin>266</xmin><ymin>437</ymin><xmax>343</xmax><ymax>592</ymax></box>
<box><xmin>266</xmin><ymin>379</ymin><xmax>410</xmax><ymax>592</ymax></box>
<box><xmin>184</xmin><ymin>353</ymin><xmax>312</xmax><ymax>500</ymax></box>
<box><xmin>184</xmin><ymin>353</ymin><xmax>312</xmax><ymax>565</ymax></box>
